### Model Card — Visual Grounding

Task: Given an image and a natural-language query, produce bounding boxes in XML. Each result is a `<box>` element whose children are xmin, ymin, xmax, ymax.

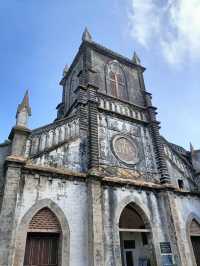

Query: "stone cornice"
<box><xmin>23</xmin><ymin>163</ymin><xmax>86</xmax><ymax>179</ymax></box>
<box><xmin>5</xmin><ymin>155</ymin><xmax>26</xmax><ymax>168</ymax></box>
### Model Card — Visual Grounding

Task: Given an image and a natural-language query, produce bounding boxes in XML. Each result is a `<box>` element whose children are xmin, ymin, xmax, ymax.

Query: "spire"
<box><xmin>190</xmin><ymin>142</ymin><xmax>194</xmax><ymax>153</ymax></box>
<box><xmin>16</xmin><ymin>90</ymin><xmax>31</xmax><ymax>127</ymax></box>
<box><xmin>132</xmin><ymin>51</ymin><xmax>141</xmax><ymax>65</ymax></box>
<box><xmin>62</xmin><ymin>64</ymin><xmax>68</xmax><ymax>77</ymax></box>
<box><xmin>82</xmin><ymin>27</ymin><xmax>92</xmax><ymax>42</ymax></box>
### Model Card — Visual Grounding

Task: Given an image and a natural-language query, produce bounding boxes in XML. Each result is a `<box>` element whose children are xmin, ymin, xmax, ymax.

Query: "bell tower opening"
<box><xmin>119</xmin><ymin>203</ymin><xmax>152</xmax><ymax>266</ymax></box>
<box><xmin>23</xmin><ymin>208</ymin><xmax>61</xmax><ymax>266</ymax></box>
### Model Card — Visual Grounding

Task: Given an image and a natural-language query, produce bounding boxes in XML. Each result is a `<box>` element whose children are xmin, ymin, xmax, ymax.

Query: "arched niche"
<box><xmin>119</xmin><ymin>203</ymin><xmax>154</xmax><ymax>266</ymax></box>
<box><xmin>105</xmin><ymin>60</ymin><xmax>128</xmax><ymax>101</ymax></box>
<box><xmin>187</xmin><ymin>214</ymin><xmax>200</xmax><ymax>266</ymax></box>
<box><xmin>13</xmin><ymin>199</ymin><xmax>70</xmax><ymax>266</ymax></box>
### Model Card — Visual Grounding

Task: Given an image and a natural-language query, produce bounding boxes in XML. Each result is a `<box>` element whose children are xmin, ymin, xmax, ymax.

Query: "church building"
<box><xmin>0</xmin><ymin>28</ymin><xmax>200</xmax><ymax>266</ymax></box>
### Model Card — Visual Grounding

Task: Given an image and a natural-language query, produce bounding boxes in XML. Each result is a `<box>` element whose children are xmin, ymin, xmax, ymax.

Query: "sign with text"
<box><xmin>160</xmin><ymin>242</ymin><xmax>172</xmax><ymax>254</ymax></box>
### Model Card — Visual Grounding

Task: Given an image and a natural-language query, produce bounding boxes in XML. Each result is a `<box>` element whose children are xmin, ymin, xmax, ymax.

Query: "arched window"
<box><xmin>107</xmin><ymin>61</ymin><xmax>128</xmax><ymax>100</ymax></box>
<box><xmin>69</xmin><ymin>70</ymin><xmax>79</xmax><ymax>107</ymax></box>
<box><xmin>24</xmin><ymin>208</ymin><xmax>61</xmax><ymax>266</ymax></box>
<box><xmin>190</xmin><ymin>219</ymin><xmax>200</xmax><ymax>265</ymax></box>
<box><xmin>119</xmin><ymin>203</ymin><xmax>152</xmax><ymax>266</ymax></box>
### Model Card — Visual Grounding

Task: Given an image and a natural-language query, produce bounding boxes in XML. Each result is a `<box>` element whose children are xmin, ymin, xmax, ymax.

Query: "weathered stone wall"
<box><xmin>63</xmin><ymin>54</ymin><xmax>83</xmax><ymax>114</ymax></box>
<box><xmin>12</xmin><ymin>174</ymin><xmax>89</xmax><ymax>266</ymax></box>
<box><xmin>91</xmin><ymin>50</ymin><xmax>145</xmax><ymax>107</ymax></box>
<box><xmin>168</xmin><ymin>194</ymin><xmax>200</xmax><ymax>266</ymax></box>
<box><xmin>98</xmin><ymin>113</ymin><xmax>159</xmax><ymax>182</ymax></box>
<box><xmin>102</xmin><ymin>185</ymin><xmax>187</xmax><ymax>266</ymax></box>
<box><xmin>166</xmin><ymin>159</ymin><xmax>196</xmax><ymax>191</ymax></box>
<box><xmin>0</xmin><ymin>142</ymin><xmax>11</xmax><ymax>208</ymax></box>
<box><xmin>31</xmin><ymin>138</ymin><xmax>86</xmax><ymax>172</ymax></box>
<box><xmin>163</xmin><ymin>143</ymin><xmax>197</xmax><ymax>191</ymax></box>
<box><xmin>24</xmin><ymin>117</ymin><xmax>88</xmax><ymax>173</ymax></box>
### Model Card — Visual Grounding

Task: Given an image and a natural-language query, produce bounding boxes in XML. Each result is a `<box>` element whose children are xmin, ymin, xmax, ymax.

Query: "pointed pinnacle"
<box><xmin>132</xmin><ymin>51</ymin><xmax>141</xmax><ymax>65</ymax></box>
<box><xmin>63</xmin><ymin>64</ymin><xmax>68</xmax><ymax>77</ymax></box>
<box><xmin>190</xmin><ymin>142</ymin><xmax>194</xmax><ymax>153</ymax></box>
<box><xmin>17</xmin><ymin>90</ymin><xmax>31</xmax><ymax>116</ymax></box>
<box><xmin>82</xmin><ymin>27</ymin><xmax>92</xmax><ymax>42</ymax></box>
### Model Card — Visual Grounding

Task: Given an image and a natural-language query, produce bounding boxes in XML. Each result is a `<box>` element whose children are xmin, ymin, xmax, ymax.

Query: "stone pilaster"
<box><xmin>9</xmin><ymin>126</ymin><xmax>31</xmax><ymax>157</ymax></box>
<box><xmin>88</xmin><ymin>86</ymin><xmax>99</xmax><ymax>169</ymax></box>
<box><xmin>87</xmin><ymin>177</ymin><xmax>104</xmax><ymax>266</ymax></box>
<box><xmin>0</xmin><ymin>159</ymin><xmax>24</xmax><ymax>266</ymax></box>
<box><xmin>145</xmin><ymin>92</ymin><xmax>170</xmax><ymax>183</ymax></box>
<box><xmin>0</xmin><ymin>99</ymin><xmax>30</xmax><ymax>265</ymax></box>
<box><xmin>163</xmin><ymin>192</ymin><xmax>183</xmax><ymax>266</ymax></box>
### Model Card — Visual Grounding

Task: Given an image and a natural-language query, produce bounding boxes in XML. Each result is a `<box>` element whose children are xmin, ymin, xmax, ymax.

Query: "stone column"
<box><xmin>87</xmin><ymin>178</ymin><xmax>104</xmax><ymax>266</ymax></box>
<box><xmin>145</xmin><ymin>92</ymin><xmax>170</xmax><ymax>184</ymax></box>
<box><xmin>166</xmin><ymin>192</ymin><xmax>187</xmax><ymax>266</ymax></box>
<box><xmin>0</xmin><ymin>108</ymin><xmax>30</xmax><ymax>265</ymax></box>
<box><xmin>87</xmin><ymin>85</ymin><xmax>104</xmax><ymax>265</ymax></box>
<box><xmin>0</xmin><ymin>159</ymin><xmax>23</xmax><ymax>266</ymax></box>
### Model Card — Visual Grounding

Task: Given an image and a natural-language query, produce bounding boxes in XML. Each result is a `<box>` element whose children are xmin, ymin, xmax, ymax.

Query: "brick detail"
<box><xmin>28</xmin><ymin>208</ymin><xmax>61</xmax><ymax>232</ymax></box>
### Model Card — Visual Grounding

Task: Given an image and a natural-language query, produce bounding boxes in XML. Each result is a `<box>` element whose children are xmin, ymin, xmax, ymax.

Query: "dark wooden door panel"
<box><xmin>24</xmin><ymin>233</ymin><xmax>59</xmax><ymax>266</ymax></box>
<box><xmin>191</xmin><ymin>236</ymin><xmax>200</xmax><ymax>266</ymax></box>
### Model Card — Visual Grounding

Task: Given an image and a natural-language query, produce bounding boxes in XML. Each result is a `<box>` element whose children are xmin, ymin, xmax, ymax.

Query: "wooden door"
<box><xmin>191</xmin><ymin>236</ymin><xmax>200</xmax><ymax>266</ymax></box>
<box><xmin>24</xmin><ymin>233</ymin><xmax>59</xmax><ymax>266</ymax></box>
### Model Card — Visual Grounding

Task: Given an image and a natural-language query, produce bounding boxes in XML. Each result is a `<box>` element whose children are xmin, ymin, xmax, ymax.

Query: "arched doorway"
<box><xmin>23</xmin><ymin>208</ymin><xmax>61</xmax><ymax>266</ymax></box>
<box><xmin>119</xmin><ymin>203</ymin><xmax>152</xmax><ymax>266</ymax></box>
<box><xmin>190</xmin><ymin>218</ymin><xmax>200</xmax><ymax>266</ymax></box>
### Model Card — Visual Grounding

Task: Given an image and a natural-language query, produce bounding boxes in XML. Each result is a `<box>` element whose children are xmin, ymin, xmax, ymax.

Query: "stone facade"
<box><xmin>0</xmin><ymin>29</ymin><xmax>200</xmax><ymax>266</ymax></box>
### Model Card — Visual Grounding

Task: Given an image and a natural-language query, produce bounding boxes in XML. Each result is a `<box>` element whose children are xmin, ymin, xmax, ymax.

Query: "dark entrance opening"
<box><xmin>190</xmin><ymin>219</ymin><xmax>200</xmax><ymax>266</ymax></box>
<box><xmin>191</xmin><ymin>236</ymin><xmax>200</xmax><ymax>266</ymax></box>
<box><xmin>24</xmin><ymin>233</ymin><xmax>59</xmax><ymax>266</ymax></box>
<box><xmin>119</xmin><ymin>203</ymin><xmax>152</xmax><ymax>266</ymax></box>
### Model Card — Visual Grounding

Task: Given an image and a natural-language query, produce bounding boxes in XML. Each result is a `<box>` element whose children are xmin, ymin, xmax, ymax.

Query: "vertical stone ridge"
<box><xmin>87</xmin><ymin>179</ymin><xmax>104</xmax><ymax>266</ymax></box>
<box><xmin>88</xmin><ymin>97</ymin><xmax>99</xmax><ymax>169</ymax></box>
<box><xmin>145</xmin><ymin>92</ymin><xmax>170</xmax><ymax>183</ymax></box>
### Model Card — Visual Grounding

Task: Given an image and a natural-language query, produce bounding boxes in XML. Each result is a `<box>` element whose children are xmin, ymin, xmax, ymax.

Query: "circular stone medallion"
<box><xmin>112</xmin><ymin>135</ymin><xmax>139</xmax><ymax>165</ymax></box>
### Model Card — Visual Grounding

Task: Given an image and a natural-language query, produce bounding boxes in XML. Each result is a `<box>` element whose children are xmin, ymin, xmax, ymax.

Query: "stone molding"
<box><xmin>12</xmin><ymin>198</ymin><xmax>70</xmax><ymax>266</ymax></box>
<box><xmin>186</xmin><ymin>213</ymin><xmax>200</xmax><ymax>266</ymax></box>
<box><xmin>113</xmin><ymin>195</ymin><xmax>158</xmax><ymax>266</ymax></box>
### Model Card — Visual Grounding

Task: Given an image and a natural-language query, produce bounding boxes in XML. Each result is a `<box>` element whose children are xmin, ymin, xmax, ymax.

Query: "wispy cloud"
<box><xmin>128</xmin><ymin>0</ymin><xmax>200</xmax><ymax>65</ymax></box>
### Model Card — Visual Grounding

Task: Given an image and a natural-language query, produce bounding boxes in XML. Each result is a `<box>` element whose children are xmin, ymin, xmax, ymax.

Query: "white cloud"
<box><xmin>128</xmin><ymin>0</ymin><xmax>200</xmax><ymax>65</ymax></box>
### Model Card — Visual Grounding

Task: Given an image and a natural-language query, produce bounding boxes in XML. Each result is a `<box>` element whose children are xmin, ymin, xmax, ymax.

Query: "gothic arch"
<box><xmin>113</xmin><ymin>195</ymin><xmax>157</xmax><ymax>266</ymax></box>
<box><xmin>105</xmin><ymin>60</ymin><xmax>129</xmax><ymax>101</ymax></box>
<box><xmin>186</xmin><ymin>213</ymin><xmax>200</xmax><ymax>266</ymax></box>
<box><xmin>114</xmin><ymin>196</ymin><xmax>152</xmax><ymax>231</ymax></box>
<box><xmin>13</xmin><ymin>199</ymin><xmax>70</xmax><ymax>266</ymax></box>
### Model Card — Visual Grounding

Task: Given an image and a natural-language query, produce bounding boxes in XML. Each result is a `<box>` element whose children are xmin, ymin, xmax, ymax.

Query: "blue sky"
<box><xmin>0</xmin><ymin>0</ymin><xmax>199</xmax><ymax>149</ymax></box>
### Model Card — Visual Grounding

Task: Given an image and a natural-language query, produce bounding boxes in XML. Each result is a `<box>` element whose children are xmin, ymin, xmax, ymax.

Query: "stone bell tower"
<box><xmin>0</xmin><ymin>29</ymin><xmax>200</xmax><ymax>266</ymax></box>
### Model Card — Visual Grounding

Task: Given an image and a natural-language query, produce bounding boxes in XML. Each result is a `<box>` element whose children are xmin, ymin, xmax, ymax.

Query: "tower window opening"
<box><xmin>178</xmin><ymin>179</ymin><xmax>184</xmax><ymax>189</ymax></box>
<box><xmin>107</xmin><ymin>61</ymin><xmax>128</xmax><ymax>100</ymax></box>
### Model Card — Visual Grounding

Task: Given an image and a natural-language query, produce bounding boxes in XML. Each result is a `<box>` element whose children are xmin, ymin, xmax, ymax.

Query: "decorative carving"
<box><xmin>111</xmin><ymin>135</ymin><xmax>140</xmax><ymax>165</ymax></box>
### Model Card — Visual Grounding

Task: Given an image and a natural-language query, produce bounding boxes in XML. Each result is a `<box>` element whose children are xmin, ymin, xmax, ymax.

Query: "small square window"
<box><xmin>124</xmin><ymin>240</ymin><xmax>135</xmax><ymax>249</ymax></box>
<box><xmin>142</xmin><ymin>232</ymin><xmax>148</xmax><ymax>245</ymax></box>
